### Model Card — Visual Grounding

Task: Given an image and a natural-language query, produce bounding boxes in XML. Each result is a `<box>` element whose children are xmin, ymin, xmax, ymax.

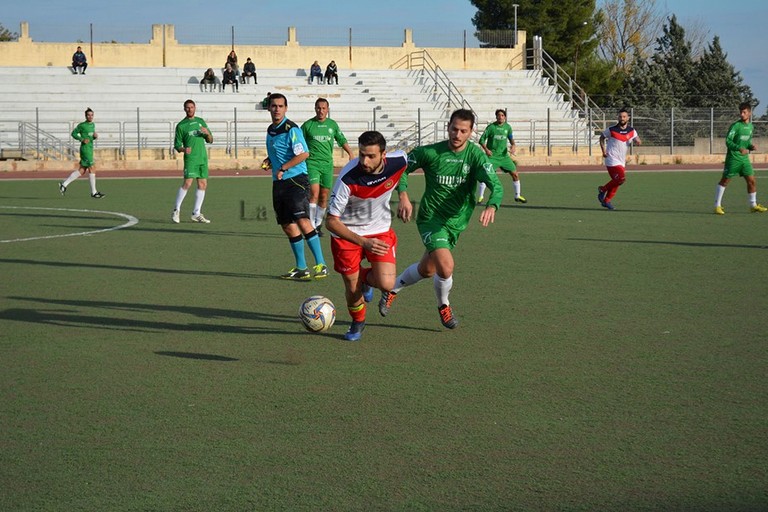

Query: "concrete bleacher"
<box><xmin>444</xmin><ymin>69</ymin><xmax>595</xmax><ymax>152</ymax></box>
<box><xmin>0</xmin><ymin>66</ymin><xmax>591</xmax><ymax>162</ymax></box>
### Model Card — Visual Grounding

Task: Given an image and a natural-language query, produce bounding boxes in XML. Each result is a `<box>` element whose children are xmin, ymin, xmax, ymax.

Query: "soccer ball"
<box><xmin>298</xmin><ymin>295</ymin><xmax>336</xmax><ymax>333</ymax></box>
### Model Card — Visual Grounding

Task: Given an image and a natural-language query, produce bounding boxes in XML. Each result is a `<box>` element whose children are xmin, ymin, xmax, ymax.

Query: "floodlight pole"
<box><xmin>513</xmin><ymin>4</ymin><xmax>519</xmax><ymax>48</ymax></box>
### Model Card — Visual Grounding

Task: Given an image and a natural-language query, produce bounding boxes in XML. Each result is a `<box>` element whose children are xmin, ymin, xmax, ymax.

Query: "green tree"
<box><xmin>689</xmin><ymin>36</ymin><xmax>755</xmax><ymax>108</ymax></box>
<box><xmin>471</xmin><ymin>0</ymin><xmax>600</xmax><ymax>69</ymax></box>
<box><xmin>0</xmin><ymin>22</ymin><xmax>19</xmax><ymax>41</ymax></box>
<box><xmin>596</xmin><ymin>0</ymin><xmax>664</xmax><ymax>73</ymax></box>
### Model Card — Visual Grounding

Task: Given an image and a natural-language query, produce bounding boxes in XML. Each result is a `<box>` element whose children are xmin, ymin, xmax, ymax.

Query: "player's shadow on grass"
<box><xmin>0</xmin><ymin>258</ymin><xmax>273</xmax><ymax>280</ymax></box>
<box><xmin>5</xmin><ymin>296</ymin><xmax>441</xmax><ymax>335</ymax></box>
<box><xmin>155</xmin><ymin>351</ymin><xmax>239</xmax><ymax>361</ymax></box>
<box><xmin>570</xmin><ymin>237</ymin><xmax>768</xmax><ymax>249</ymax></box>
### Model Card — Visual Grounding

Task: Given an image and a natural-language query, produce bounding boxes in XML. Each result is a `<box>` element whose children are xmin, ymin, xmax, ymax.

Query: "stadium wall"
<box><xmin>0</xmin><ymin>23</ymin><xmax>526</xmax><ymax>71</ymax></box>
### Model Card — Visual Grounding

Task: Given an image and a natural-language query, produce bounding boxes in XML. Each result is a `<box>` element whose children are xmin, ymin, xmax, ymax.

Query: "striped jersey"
<box><xmin>602</xmin><ymin>124</ymin><xmax>638</xmax><ymax>167</ymax></box>
<box><xmin>327</xmin><ymin>150</ymin><xmax>408</xmax><ymax>236</ymax></box>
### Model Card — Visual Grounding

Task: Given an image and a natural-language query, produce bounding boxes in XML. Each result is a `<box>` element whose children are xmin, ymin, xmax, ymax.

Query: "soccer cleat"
<box><xmin>91</xmin><ymin>192</ymin><xmax>105</xmax><ymax>198</ymax></box>
<box><xmin>477</xmin><ymin>196</ymin><xmax>485</xmax><ymax>203</ymax></box>
<box><xmin>714</xmin><ymin>206</ymin><xmax>725</xmax><ymax>215</ymax></box>
<box><xmin>313</xmin><ymin>263</ymin><xmax>329</xmax><ymax>279</ymax></box>
<box><xmin>171</xmin><ymin>209</ymin><xmax>180</xmax><ymax>223</ymax></box>
<box><xmin>343</xmin><ymin>321</ymin><xmax>366</xmax><ymax>341</ymax></box>
<box><xmin>362</xmin><ymin>282</ymin><xmax>374</xmax><ymax>303</ymax></box>
<box><xmin>438</xmin><ymin>304</ymin><xmax>459</xmax><ymax>329</ymax></box>
<box><xmin>280</xmin><ymin>267</ymin><xmax>311</xmax><ymax>280</ymax></box>
<box><xmin>191</xmin><ymin>213</ymin><xmax>211</xmax><ymax>223</ymax></box>
<box><xmin>58</xmin><ymin>182</ymin><xmax>67</xmax><ymax>195</ymax></box>
<box><xmin>597</xmin><ymin>187</ymin><xmax>606</xmax><ymax>205</ymax></box>
<box><xmin>602</xmin><ymin>201</ymin><xmax>615</xmax><ymax>210</ymax></box>
<box><xmin>378</xmin><ymin>291</ymin><xmax>397</xmax><ymax>317</ymax></box>
<box><xmin>514</xmin><ymin>195</ymin><xmax>527</xmax><ymax>203</ymax></box>
<box><xmin>750</xmin><ymin>204</ymin><xmax>767</xmax><ymax>213</ymax></box>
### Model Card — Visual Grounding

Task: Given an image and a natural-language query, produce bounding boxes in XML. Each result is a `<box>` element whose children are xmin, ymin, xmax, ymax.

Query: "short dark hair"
<box><xmin>84</xmin><ymin>107</ymin><xmax>93</xmax><ymax>116</ymax></box>
<box><xmin>495</xmin><ymin>109</ymin><xmax>506</xmax><ymax>117</ymax></box>
<box><xmin>739</xmin><ymin>102</ymin><xmax>752</xmax><ymax>112</ymax></box>
<box><xmin>315</xmin><ymin>97</ymin><xmax>329</xmax><ymax>108</ymax></box>
<box><xmin>184</xmin><ymin>99</ymin><xmax>195</xmax><ymax>107</ymax></box>
<box><xmin>358</xmin><ymin>131</ymin><xmax>386</xmax><ymax>152</ymax></box>
<box><xmin>449</xmin><ymin>108</ymin><xmax>475</xmax><ymax>128</ymax></box>
<box><xmin>618</xmin><ymin>107</ymin><xmax>629</xmax><ymax>115</ymax></box>
<box><xmin>269</xmin><ymin>93</ymin><xmax>287</xmax><ymax>107</ymax></box>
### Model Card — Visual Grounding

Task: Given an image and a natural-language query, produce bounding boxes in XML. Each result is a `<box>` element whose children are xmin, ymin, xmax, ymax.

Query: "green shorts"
<box><xmin>307</xmin><ymin>161</ymin><xmax>334</xmax><ymax>189</ymax></box>
<box><xmin>722</xmin><ymin>158</ymin><xmax>753</xmax><ymax>179</ymax></box>
<box><xmin>184</xmin><ymin>161</ymin><xmax>209</xmax><ymax>179</ymax></box>
<box><xmin>79</xmin><ymin>148</ymin><xmax>94</xmax><ymax>169</ymax></box>
<box><xmin>417</xmin><ymin>219</ymin><xmax>461</xmax><ymax>252</ymax></box>
<box><xmin>490</xmin><ymin>155</ymin><xmax>516</xmax><ymax>173</ymax></box>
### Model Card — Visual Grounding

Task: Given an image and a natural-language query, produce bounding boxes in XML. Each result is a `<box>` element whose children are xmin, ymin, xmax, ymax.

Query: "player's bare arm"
<box><xmin>397</xmin><ymin>191</ymin><xmax>413</xmax><ymax>222</ymax></box>
<box><xmin>479</xmin><ymin>206</ymin><xmax>496</xmax><ymax>227</ymax></box>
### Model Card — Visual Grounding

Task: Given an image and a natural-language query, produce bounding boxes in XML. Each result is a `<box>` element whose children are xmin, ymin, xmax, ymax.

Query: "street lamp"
<box><xmin>513</xmin><ymin>4</ymin><xmax>519</xmax><ymax>48</ymax></box>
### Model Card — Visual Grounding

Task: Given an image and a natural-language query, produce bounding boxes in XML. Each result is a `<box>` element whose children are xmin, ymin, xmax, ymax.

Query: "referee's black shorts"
<box><xmin>272</xmin><ymin>173</ymin><xmax>311</xmax><ymax>225</ymax></box>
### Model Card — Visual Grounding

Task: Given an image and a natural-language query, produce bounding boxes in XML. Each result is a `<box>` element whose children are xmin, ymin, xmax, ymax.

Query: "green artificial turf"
<box><xmin>1</xmin><ymin>171</ymin><xmax>766</xmax><ymax>511</ymax></box>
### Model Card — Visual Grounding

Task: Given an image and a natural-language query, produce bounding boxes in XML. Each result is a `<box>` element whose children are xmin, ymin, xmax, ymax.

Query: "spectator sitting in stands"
<box><xmin>222</xmin><ymin>63</ymin><xmax>239</xmax><ymax>92</ymax></box>
<box><xmin>309</xmin><ymin>61</ymin><xmax>323</xmax><ymax>84</ymax></box>
<box><xmin>242</xmin><ymin>57</ymin><xmax>257</xmax><ymax>84</ymax></box>
<box><xmin>324</xmin><ymin>60</ymin><xmax>338</xmax><ymax>85</ymax></box>
<box><xmin>72</xmin><ymin>46</ymin><xmax>87</xmax><ymax>75</ymax></box>
<box><xmin>260</xmin><ymin>92</ymin><xmax>272</xmax><ymax>110</ymax></box>
<box><xmin>226</xmin><ymin>50</ymin><xmax>239</xmax><ymax>75</ymax></box>
<box><xmin>201</xmin><ymin>68</ymin><xmax>218</xmax><ymax>92</ymax></box>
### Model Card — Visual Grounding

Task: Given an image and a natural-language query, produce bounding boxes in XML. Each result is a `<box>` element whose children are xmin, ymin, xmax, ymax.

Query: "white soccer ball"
<box><xmin>298</xmin><ymin>295</ymin><xmax>336</xmax><ymax>333</ymax></box>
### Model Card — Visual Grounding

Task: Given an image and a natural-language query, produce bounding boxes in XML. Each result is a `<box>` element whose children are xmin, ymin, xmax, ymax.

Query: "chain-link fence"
<box><xmin>594</xmin><ymin>107</ymin><xmax>768</xmax><ymax>153</ymax></box>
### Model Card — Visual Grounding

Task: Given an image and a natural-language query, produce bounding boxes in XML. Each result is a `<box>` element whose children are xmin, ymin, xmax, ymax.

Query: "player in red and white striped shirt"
<box><xmin>326</xmin><ymin>131</ymin><xmax>408</xmax><ymax>341</ymax></box>
<box><xmin>598</xmin><ymin>108</ymin><xmax>642</xmax><ymax>210</ymax></box>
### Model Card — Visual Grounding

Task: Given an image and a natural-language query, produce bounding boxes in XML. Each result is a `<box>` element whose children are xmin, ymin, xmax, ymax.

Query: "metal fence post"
<box><xmin>670</xmin><ymin>107</ymin><xmax>674</xmax><ymax>155</ymax></box>
<box><xmin>547</xmin><ymin>108</ymin><xmax>551</xmax><ymax>157</ymax></box>
<box><xmin>35</xmin><ymin>107</ymin><xmax>40</xmax><ymax>160</ymax></box>
<box><xmin>137</xmin><ymin>107</ymin><xmax>141</xmax><ymax>160</ymax></box>
<box><xmin>588</xmin><ymin>107</ymin><xmax>593</xmax><ymax>157</ymax></box>
<box><xmin>710</xmin><ymin>107</ymin><xmax>714</xmax><ymax>154</ymax></box>
<box><xmin>418</xmin><ymin>108</ymin><xmax>422</xmax><ymax>146</ymax></box>
<box><xmin>234</xmin><ymin>107</ymin><xmax>238</xmax><ymax>159</ymax></box>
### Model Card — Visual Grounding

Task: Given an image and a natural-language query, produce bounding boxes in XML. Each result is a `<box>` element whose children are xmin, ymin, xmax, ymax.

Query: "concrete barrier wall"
<box><xmin>0</xmin><ymin>23</ymin><xmax>526</xmax><ymax>72</ymax></box>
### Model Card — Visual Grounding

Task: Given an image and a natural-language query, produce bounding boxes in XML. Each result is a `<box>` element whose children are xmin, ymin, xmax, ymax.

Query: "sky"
<box><xmin>4</xmin><ymin>0</ymin><xmax>767</xmax><ymax>115</ymax></box>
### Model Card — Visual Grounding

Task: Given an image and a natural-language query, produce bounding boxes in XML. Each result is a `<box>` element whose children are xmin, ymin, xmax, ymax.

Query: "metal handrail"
<box><xmin>407</xmin><ymin>50</ymin><xmax>474</xmax><ymax>116</ymax></box>
<box><xmin>19</xmin><ymin>122</ymin><xmax>74</xmax><ymax>160</ymax></box>
<box><xmin>527</xmin><ymin>36</ymin><xmax>605</xmax><ymax>130</ymax></box>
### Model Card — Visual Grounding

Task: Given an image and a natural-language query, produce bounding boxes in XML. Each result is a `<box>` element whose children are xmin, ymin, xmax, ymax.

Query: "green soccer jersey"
<box><xmin>724</xmin><ymin>119</ymin><xmax>753</xmax><ymax>164</ymax></box>
<box><xmin>301</xmin><ymin>117</ymin><xmax>348</xmax><ymax>170</ymax></box>
<box><xmin>174</xmin><ymin>116</ymin><xmax>211</xmax><ymax>165</ymax></box>
<box><xmin>72</xmin><ymin>121</ymin><xmax>95</xmax><ymax>165</ymax></box>
<box><xmin>479</xmin><ymin>122</ymin><xmax>514</xmax><ymax>157</ymax></box>
<box><xmin>400</xmin><ymin>141</ymin><xmax>503</xmax><ymax>233</ymax></box>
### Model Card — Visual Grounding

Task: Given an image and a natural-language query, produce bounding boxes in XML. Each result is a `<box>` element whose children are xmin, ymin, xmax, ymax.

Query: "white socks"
<box><xmin>88</xmin><ymin>173</ymin><xmax>97</xmax><ymax>194</ymax></box>
<box><xmin>514</xmin><ymin>180</ymin><xmax>521</xmax><ymax>198</ymax></box>
<box><xmin>315</xmin><ymin>206</ymin><xmax>326</xmax><ymax>228</ymax></box>
<box><xmin>433</xmin><ymin>275</ymin><xmax>453</xmax><ymax>307</ymax></box>
<box><xmin>309</xmin><ymin>203</ymin><xmax>317</xmax><ymax>227</ymax></box>
<box><xmin>62</xmin><ymin>170</ymin><xmax>80</xmax><ymax>187</ymax></box>
<box><xmin>392</xmin><ymin>263</ymin><xmax>424</xmax><ymax>293</ymax></box>
<box><xmin>192</xmin><ymin>189</ymin><xmax>206</xmax><ymax>216</ymax></box>
<box><xmin>476</xmin><ymin>182</ymin><xmax>487</xmax><ymax>199</ymax></box>
<box><xmin>174</xmin><ymin>187</ymin><xmax>188</xmax><ymax>211</ymax></box>
<box><xmin>714</xmin><ymin>185</ymin><xmax>726</xmax><ymax>207</ymax></box>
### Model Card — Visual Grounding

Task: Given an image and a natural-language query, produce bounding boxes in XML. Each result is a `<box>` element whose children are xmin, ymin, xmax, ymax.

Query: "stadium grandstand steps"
<box><xmin>0</xmin><ymin>67</ymin><xmax>594</xmax><ymax>158</ymax></box>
